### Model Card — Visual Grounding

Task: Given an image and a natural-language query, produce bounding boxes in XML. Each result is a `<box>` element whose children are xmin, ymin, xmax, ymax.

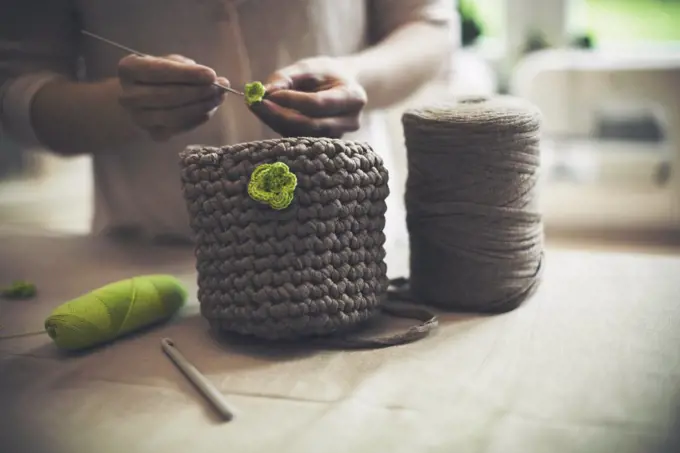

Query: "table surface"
<box><xmin>1</xmin><ymin>233</ymin><xmax>679</xmax><ymax>453</ymax></box>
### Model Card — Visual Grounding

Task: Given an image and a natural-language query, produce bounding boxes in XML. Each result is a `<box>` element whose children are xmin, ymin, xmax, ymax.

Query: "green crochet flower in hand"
<box><xmin>244</xmin><ymin>81</ymin><xmax>266</xmax><ymax>106</ymax></box>
<box><xmin>248</xmin><ymin>162</ymin><xmax>297</xmax><ymax>210</ymax></box>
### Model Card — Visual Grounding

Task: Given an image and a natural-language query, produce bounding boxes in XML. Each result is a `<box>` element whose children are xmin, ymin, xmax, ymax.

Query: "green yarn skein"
<box><xmin>44</xmin><ymin>275</ymin><xmax>187</xmax><ymax>351</ymax></box>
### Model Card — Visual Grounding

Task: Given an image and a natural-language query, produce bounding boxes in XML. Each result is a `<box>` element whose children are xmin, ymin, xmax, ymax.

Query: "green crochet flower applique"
<box><xmin>248</xmin><ymin>162</ymin><xmax>297</xmax><ymax>210</ymax></box>
<box><xmin>244</xmin><ymin>81</ymin><xmax>266</xmax><ymax>106</ymax></box>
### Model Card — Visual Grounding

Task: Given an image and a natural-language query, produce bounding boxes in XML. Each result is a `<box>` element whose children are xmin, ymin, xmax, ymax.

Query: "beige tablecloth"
<box><xmin>1</xmin><ymin>234</ymin><xmax>679</xmax><ymax>453</ymax></box>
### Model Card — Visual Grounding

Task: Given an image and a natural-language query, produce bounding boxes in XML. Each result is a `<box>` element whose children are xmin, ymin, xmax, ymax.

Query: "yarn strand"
<box><xmin>0</xmin><ymin>329</ymin><xmax>47</xmax><ymax>340</ymax></box>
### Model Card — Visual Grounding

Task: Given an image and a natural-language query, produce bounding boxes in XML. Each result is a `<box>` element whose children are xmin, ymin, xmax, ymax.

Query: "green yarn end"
<box><xmin>244</xmin><ymin>81</ymin><xmax>266</xmax><ymax>106</ymax></box>
<box><xmin>248</xmin><ymin>162</ymin><xmax>297</xmax><ymax>210</ymax></box>
<box><xmin>1</xmin><ymin>280</ymin><xmax>37</xmax><ymax>300</ymax></box>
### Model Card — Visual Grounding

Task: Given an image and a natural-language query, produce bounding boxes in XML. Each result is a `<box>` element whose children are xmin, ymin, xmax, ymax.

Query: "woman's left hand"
<box><xmin>249</xmin><ymin>57</ymin><xmax>367</xmax><ymax>138</ymax></box>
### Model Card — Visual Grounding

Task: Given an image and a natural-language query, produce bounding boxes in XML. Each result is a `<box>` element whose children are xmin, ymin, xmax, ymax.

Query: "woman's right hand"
<box><xmin>117</xmin><ymin>54</ymin><xmax>228</xmax><ymax>141</ymax></box>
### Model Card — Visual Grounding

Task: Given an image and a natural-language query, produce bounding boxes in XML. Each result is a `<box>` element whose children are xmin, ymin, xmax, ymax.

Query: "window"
<box><xmin>463</xmin><ymin>0</ymin><xmax>680</xmax><ymax>52</ymax></box>
<box><xmin>585</xmin><ymin>0</ymin><xmax>680</xmax><ymax>45</ymax></box>
<box><xmin>462</xmin><ymin>0</ymin><xmax>504</xmax><ymax>40</ymax></box>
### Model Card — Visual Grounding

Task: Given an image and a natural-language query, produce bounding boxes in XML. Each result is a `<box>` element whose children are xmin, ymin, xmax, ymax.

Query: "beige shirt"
<box><xmin>0</xmin><ymin>0</ymin><xmax>454</xmax><ymax>244</ymax></box>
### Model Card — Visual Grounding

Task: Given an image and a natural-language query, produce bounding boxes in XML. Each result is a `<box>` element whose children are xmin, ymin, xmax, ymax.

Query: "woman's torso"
<box><xmin>75</xmin><ymin>0</ymin><xmax>399</xmax><ymax>245</ymax></box>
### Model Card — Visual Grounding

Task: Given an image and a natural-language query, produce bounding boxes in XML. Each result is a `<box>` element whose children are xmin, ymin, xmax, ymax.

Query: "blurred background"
<box><xmin>1</xmin><ymin>0</ymin><xmax>679</xmax><ymax>253</ymax></box>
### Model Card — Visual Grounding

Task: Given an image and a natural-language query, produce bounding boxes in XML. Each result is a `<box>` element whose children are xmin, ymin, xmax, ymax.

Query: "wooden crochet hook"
<box><xmin>81</xmin><ymin>30</ymin><xmax>244</xmax><ymax>96</ymax></box>
<box><xmin>161</xmin><ymin>337</ymin><xmax>236</xmax><ymax>421</ymax></box>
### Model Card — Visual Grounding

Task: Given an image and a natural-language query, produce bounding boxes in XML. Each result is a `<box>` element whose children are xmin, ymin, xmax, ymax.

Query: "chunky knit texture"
<box><xmin>179</xmin><ymin>138</ymin><xmax>391</xmax><ymax>340</ymax></box>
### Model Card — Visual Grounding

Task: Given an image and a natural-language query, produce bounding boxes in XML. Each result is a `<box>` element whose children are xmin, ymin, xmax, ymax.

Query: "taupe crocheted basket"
<box><xmin>179</xmin><ymin>137</ymin><xmax>437</xmax><ymax>347</ymax></box>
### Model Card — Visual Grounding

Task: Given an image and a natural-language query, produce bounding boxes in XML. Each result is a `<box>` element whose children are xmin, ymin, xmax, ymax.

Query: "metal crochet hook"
<box><xmin>161</xmin><ymin>337</ymin><xmax>236</xmax><ymax>421</ymax></box>
<box><xmin>81</xmin><ymin>30</ymin><xmax>244</xmax><ymax>96</ymax></box>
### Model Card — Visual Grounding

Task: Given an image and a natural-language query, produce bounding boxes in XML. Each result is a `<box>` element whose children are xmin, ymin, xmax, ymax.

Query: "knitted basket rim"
<box><xmin>180</xmin><ymin>137</ymin><xmax>374</xmax><ymax>159</ymax></box>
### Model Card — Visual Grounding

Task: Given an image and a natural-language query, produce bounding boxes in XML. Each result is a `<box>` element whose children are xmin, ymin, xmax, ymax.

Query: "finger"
<box><xmin>250</xmin><ymin>99</ymin><xmax>360</xmax><ymax>138</ymax></box>
<box><xmin>120</xmin><ymin>83</ymin><xmax>224</xmax><ymax>110</ymax></box>
<box><xmin>120</xmin><ymin>76</ymin><xmax>229</xmax><ymax>109</ymax></box>
<box><xmin>133</xmin><ymin>95</ymin><xmax>224</xmax><ymax>132</ymax></box>
<box><xmin>118</xmin><ymin>54</ymin><xmax>216</xmax><ymax>85</ymax></box>
<box><xmin>164</xmin><ymin>54</ymin><xmax>196</xmax><ymax>65</ymax></box>
<box><xmin>264</xmin><ymin>67</ymin><xmax>327</xmax><ymax>92</ymax></box>
<box><xmin>213</xmin><ymin>76</ymin><xmax>231</xmax><ymax>93</ymax></box>
<box><xmin>266</xmin><ymin>85</ymin><xmax>366</xmax><ymax>118</ymax></box>
<box><xmin>263</xmin><ymin>72</ymin><xmax>293</xmax><ymax>94</ymax></box>
<box><xmin>265</xmin><ymin>71</ymin><xmax>330</xmax><ymax>94</ymax></box>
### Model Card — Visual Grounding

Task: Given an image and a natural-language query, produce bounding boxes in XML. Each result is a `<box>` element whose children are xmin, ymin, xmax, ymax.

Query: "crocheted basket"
<box><xmin>179</xmin><ymin>137</ymin><xmax>390</xmax><ymax>341</ymax></box>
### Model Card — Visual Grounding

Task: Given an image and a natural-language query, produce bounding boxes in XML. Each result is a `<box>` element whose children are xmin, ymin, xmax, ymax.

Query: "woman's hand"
<box><xmin>250</xmin><ymin>57</ymin><xmax>367</xmax><ymax>138</ymax></box>
<box><xmin>117</xmin><ymin>54</ymin><xmax>228</xmax><ymax>141</ymax></box>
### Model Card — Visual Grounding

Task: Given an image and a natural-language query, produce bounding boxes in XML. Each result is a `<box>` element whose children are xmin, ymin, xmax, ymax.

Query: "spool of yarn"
<box><xmin>44</xmin><ymin>275</ymin><xmax>188</xmax><ymax>351</ymax></box>
<box><xmin>400</xmin><ymin>95</ymin><xmax>544</xmax><ymax>313</ymax></box>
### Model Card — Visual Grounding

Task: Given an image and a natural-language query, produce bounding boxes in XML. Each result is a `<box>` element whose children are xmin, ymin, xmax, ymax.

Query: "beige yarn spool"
<box><xmin>398</xmin><ymin>95</ymin><xmax>544</xmax><ymax>313</ymax></box>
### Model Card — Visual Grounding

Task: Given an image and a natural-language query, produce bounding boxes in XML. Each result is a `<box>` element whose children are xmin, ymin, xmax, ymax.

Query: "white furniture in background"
<box><xmin>509</xmin><ymin>48</ymin><xmax>680</xmax><ymax>234</ymax></box>
<box><xmin>510</xmin><ymin>49</ymin><xmax>680</xmax><ymax>138</ymax></box>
